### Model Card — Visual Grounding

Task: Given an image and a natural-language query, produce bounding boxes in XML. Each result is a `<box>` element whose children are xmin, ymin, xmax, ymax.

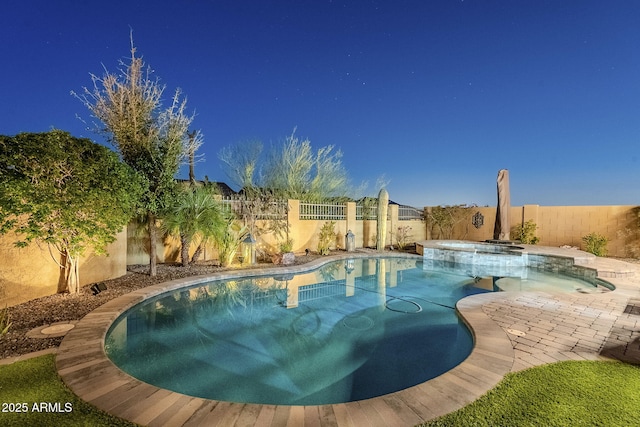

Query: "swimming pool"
<box><xmin>105</xmin><ymin>256</ymin><xmax>602</xmax><ymax>406</ymax></box>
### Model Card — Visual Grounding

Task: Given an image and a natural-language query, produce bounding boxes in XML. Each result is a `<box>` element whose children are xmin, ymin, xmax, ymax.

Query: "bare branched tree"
<box><xmin>73</xmin><ymin>36</ymin><xmax>196</xmax><ymax>276</ymax></box>
<box><xmin>218</xmin><ymin>129</ymin><xmax>351</xmax><ymax>201</ymax></box>
<box><xmin>217</xmin><ymin>139</ymin><xmax>263</xmax><ymax>190</ymax></box>
<box><xmin>428</xmin><ymin>205</ymin><xmax>477</xmax><ymax>240</ymax></box>
<box><xmin>187</xmin><ymin>129</ymin><xmax>204</xmax><ymax>185</ymax></box>
<box><xmin>261</xmin><ymin>128</ymin><xmax>349</xmax><ymax>201</ymax></box>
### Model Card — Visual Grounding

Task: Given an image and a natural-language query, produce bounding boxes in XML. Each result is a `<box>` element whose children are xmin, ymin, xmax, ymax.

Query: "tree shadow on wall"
<box><xmin>618</xmin><ymin>206</ymin><xmax>640</xmax><ymax>258</ymax></box>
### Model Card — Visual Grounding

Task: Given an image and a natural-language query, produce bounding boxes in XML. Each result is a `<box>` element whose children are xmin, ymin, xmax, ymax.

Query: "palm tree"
<box><xmin>162</xmin><ymin>185</ymin><xmax>226</xmax><ymax>266</ymax></box>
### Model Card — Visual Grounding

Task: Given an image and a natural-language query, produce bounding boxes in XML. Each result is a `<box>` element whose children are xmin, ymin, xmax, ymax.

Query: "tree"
<box><xmin>217</xmin><ymin>139</ymin><xmax>263</xmax><ymax>190</ymax></box>
<box><xmin>187</xmin><ymin>129</ymin><xmax>204</xmax><ymax>185</ymax></box>
<box><xmin>428</xmin><ymin>205</ymin><xmax>476</xmax><ymax>239</ymax></box>
<box><xmin>262</xmin><ymin>129</ymin><xmax>349</xmax><ymax>201</ymax></box>
<box><xmin>74</xmin><ymin>38</ymin><xmax>198</xmax><ymax>276</ymax></box>
<box><xmin>161</xmin><ymin>185</ymin><xmax>226</xmax><ymax>266</ymax></box>
<box><xmin>218</xmin><ymin>129</ymin><xmax>351</xmax><ymax>202</ymax></box>
<box><xmin>0</xmin><ymin>131</ymin><xmax>143</xmax><ymax>293</ymax></box>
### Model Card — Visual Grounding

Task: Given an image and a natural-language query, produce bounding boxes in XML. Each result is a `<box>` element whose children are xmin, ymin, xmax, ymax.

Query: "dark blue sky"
<box><xmin>2</xmin><ymin>1</ymin><xmax>639</xmax><ymax>207</ymax></box>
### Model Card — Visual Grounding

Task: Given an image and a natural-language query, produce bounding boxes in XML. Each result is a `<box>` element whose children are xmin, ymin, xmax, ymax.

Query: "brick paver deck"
<box><xmin>56</xmin><ymin>250</ymin><xmax>640</xmax><ymax>426</ymax></box>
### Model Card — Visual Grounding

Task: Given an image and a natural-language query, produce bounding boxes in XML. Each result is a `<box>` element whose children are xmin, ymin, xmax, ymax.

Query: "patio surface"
<box><xmin>55</xmin><ymin>250</ymin><xmax>640</xmax><ymax>427</ymax></box>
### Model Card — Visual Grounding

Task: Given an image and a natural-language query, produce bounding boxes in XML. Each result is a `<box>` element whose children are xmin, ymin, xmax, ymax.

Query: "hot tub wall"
<box><xmin>527</xmin><ymin>254</ymin><xmax>598</xmax><ymax>283</ymax></box>
<box><xmin>421</xmin><ymin>243</ymin><xmax>598</xmax><ymax>284</ymax></box>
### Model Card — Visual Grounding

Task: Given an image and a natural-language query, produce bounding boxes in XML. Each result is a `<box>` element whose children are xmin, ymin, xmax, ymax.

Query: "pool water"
<box><xmin>105</xmin><ymin>257</ymin><xmax>598</xmax><ymax>405</ymax></box>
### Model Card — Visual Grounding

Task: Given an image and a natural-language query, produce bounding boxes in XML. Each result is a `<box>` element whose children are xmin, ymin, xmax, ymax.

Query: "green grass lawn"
<box><xmin>1</xmin><ymin>355</ymin><xmax>639</xmax><ymax>426</ymax></box>
<box><xmin>0</xmin><ymin>354</ymin><xmax>136</xmax><ymax>427</ymax></box>
<box><xmin>422</xmin><ymin>360</ymin><xmax>640</xmax><ymax>427</ymax></box>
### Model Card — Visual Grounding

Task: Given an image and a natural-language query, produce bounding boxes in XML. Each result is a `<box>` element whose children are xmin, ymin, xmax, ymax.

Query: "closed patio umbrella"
<box><xmin>493</xmin><ymin>169</ymin><xmax>510</xmax><ymax>241</ymax></box>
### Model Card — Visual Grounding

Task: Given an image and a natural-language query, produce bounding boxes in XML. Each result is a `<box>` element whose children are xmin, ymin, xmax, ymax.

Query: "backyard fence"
<box><xmin>356</xmin><ymin>204</ymin><xmax>378</xmax><ymax>220</ymax></box>
<box><xmin>398</xmin><ymin>205</ymin><xmax>425</xmax><ymax>221</ymax></box>
<box><xmin>220</xmin><ymin>196</ymin><xmax>288</xmax><ymax>220</ymax></box>
<box><xmin>4</xmin><ymin>202</ymin><xmax>640</xmax><ymax>308</ymax></box>
<box><xmin>299</xmin><ymin>201</ymin><xmax>423</xmax><ymax>221</ymax></box>
<box><xmin>299</xmin><ymin>202</ymin><xmax>346</xmax><ymax>220</ymax></box>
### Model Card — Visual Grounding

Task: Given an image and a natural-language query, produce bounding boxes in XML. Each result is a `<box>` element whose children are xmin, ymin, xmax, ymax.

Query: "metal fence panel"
<box><xmin>355</xmin><ymin>204</ymin><xmax>378</xmax><ymax>220</ymax></box>
<box><xmin>299</xmin><ymin>202</ymin><xmax>346</xmax><ymax>220</ymax></box>
<box><xmin>398</xmin><ymin>205</ymin><xmax>425</xmax><ymax>221</ymax></box>
<box><xmin>220</xmin><ymin>197</ymin><xmax>288</xmax><ymax>220</ymax></box>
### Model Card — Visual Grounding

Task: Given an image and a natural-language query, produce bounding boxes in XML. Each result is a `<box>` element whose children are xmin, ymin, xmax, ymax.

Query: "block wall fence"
<box><xmin>443</xmin><ymin>205</ymin><xmax>640</xmax><ymax>257</ymax></box>
<box><xmin>2</xmin><ymin>202</ymin><xmax>639</xmax><ymax>307</ymax></box>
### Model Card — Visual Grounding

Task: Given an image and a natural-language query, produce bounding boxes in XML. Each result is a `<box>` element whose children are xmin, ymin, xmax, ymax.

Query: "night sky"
<box><xmin>2</xmin><ymin>1</ymin><xmax>639</xmax><ymax>207</ymax></box>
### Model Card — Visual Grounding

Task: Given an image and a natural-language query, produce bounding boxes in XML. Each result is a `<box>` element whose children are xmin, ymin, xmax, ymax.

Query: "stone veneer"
<box><xmin>417</xmin><ymin>240</ymin><xmax>603</xmax><ymax>287</ymax></box>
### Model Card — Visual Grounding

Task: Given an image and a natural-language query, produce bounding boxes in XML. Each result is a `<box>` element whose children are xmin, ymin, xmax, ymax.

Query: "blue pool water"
<box><xmin>105</xmin><ymin>256</ymin><xmax>599</xmax><ymax>405</ymax></box>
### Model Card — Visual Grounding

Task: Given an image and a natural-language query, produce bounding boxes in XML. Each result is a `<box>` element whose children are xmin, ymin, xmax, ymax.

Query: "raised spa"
<box><xmin>105</xmin><ymin>255</ymin><xmax>605</xmax><ymax>406</ymax></box>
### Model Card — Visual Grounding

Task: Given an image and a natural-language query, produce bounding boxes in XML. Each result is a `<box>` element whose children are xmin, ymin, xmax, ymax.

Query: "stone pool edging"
<box><xmin>56</xmin><ymin>251</ymin><xmax>516</xmax><ymax>427</ymax></box>
<box><xmin>416</xmin><ymin>240</ymin><xmax>605</xmax><ymax>286</ymax></box>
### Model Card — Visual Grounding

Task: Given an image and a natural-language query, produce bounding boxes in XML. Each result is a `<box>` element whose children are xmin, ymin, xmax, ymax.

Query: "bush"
<box><xmin>582</xmin><ymin>232</ymin><xmax>608</xmax><ymax>256</ymax></box>
<box><xmin>279</xmin><ymin>238</ymin><xmax>294</xmax><ymax>253</ymax></box>
<box><xmin>396</xmin><ymin>226</ymin><xmax>413</xmax><ymax>249</ymax></box>
<box><xmin>317</xmin><ymin>221</ymin><xmax>336</xmax><ymax>255</ymax></box>
<box><xmin>428</xmin><ymin>204</ymin><xmax>476</xmax><ymax>240</ymax></box>
<box><xmin>216</xmin><ymin>219</ymin><xmax>248</xmax><ymax>267</ymax></box>
<box><xmin>511</xmin><ymin>220</ymin><xmax>539</xmax><ymax>244</ymax></box>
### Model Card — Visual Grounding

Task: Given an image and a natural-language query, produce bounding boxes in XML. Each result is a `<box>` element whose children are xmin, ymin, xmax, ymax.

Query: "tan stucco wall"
<box><xmin>0</xmin><ymin>228</ymin><xmax>128</xmax><ymax>307</ymax></box>
<box><xmin>81</xmin><ymin>228</ymin><xmax>128</xmax><ymax>285</ymax></box>
<box><xmin>437</xmin><ymin>205</ymin><xmax>639</xmax><ymax>258</ymax></box>
<box><xmin>0</xmin><ymin>231</ymin><xmax>58</xmax><ymax>307</ymax></box>
<box><xmin>536</xmin><ymin>205</ymin><xmax>639</xmax><ymax>256</ymax></box>
<box><xmin>126</xmin><ymin>222</ymin><xmax>166</xmax><ymax>265</ymax></box>
<box><xmin>125</xmin><ymin>200</ymin><xmax>428</xmax><ymax>264</ymax></box>
<box><xmin>444</xmin><ymin>206</ymin><xmax>501</xmax><ymax>242</ymax></box>
<box><xmin>6</xmin><ymin>200</ymin><xmax>637</xmax><ymax>307</ymax></box>
<box><xmin>283</xmin><ymin>201</ymin><xmax>427</xmax><ymax>253</ymax></box>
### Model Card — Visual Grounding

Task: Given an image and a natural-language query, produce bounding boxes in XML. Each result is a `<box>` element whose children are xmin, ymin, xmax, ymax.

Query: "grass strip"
<box><xmin>2</xmin><ymin>355</ymin><xmax>639</xmax><ymax>426</ymax></box>
<box><xmin>422</xmin><ymin>360</ymin><xmax>640</xmax><ymax>426</ymax></box>
<box><xmin>0</xmin><ymin>354</ymin><xmax>137</xmax><ymax>427</ymax></box>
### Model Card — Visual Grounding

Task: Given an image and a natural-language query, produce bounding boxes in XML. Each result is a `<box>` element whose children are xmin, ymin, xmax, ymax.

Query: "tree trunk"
<box><xmin>191</xmin><ymin>242</ymin><xmax>204</xmax><ymax>264</ymax></box>
<box><xmin>148</xmin><ymin>211</ymin><xmax>158</xmax><ymax>276</ymax></box>
<box><xmin>186</xmin><ymin>133</ymin><xmax>197</xmax><ymax>266</ymax></box>
<box><xmin>188</xmin><ymin>130</ymin><xmax>197</xmax><ymax>186</ymax></box>
<box><xmin>189</xmin><ymin>152</ymin><xmax>196</xmax><ymax>186</ymax></box>
<box><xmin>180</xmin><ymin>233</ymin><xmax>191</xmax><ymax>267</ymax></box>
<box><xmin>57</xmin><ymin>250</ymin><xmax>68</xmax><ymax>293</ymax></box>
<box><xmin>68</xmin><ymin>255</ymin><xmax>79</xmax><ymax>294</ymax></box>
<box><xmin>57</xmin><ymin>249</ymin><xmax>80</xmax><ymax>294</ymax></box>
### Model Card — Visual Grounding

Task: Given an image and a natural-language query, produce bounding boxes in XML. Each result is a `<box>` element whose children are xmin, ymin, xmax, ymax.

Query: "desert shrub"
<box><xmin>279</xmin><ymin>238</ymin><xmax>294</xmax><ymax>253</ymax></box>
<box><xmin>511</xmin><ymin>220</ymin><xmax>539</xmax><ymax>244</ymax></box>
<box><xmin>216</xmin><ymin>219</ymin><xmax>248</xmax><ymax>267</ymax></box>
<box><xmin>317</xmin><ymin>221</ymin><xmax>336</xmax><ymax>255</ymax></box>
<box><xmin>582</xmin><ymin>232</ymin><xmax>608</xmax><ymax>256</ymax></box>
<box><xmin>396</xmin><ymin>226</ymin><xmax>413</xmax><ymax>249</ymax></box>
<box><xmin>428</xmin><ymin>204</ymin><xmax>476</xmax><ymax>239</ymax></box>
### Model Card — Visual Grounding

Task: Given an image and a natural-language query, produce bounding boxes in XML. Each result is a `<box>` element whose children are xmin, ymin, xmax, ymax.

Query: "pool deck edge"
<box><xmin>56</xmin><ymin>250</ymin><xmax>640</xmax><ymax>427</ymax></box>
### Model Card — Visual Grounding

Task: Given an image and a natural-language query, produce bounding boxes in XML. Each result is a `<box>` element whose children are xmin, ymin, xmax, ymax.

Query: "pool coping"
<box><xmin>56</xmin><ymin>251</ymin><xmax>570</xmax><ymax>426</ymax></box>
